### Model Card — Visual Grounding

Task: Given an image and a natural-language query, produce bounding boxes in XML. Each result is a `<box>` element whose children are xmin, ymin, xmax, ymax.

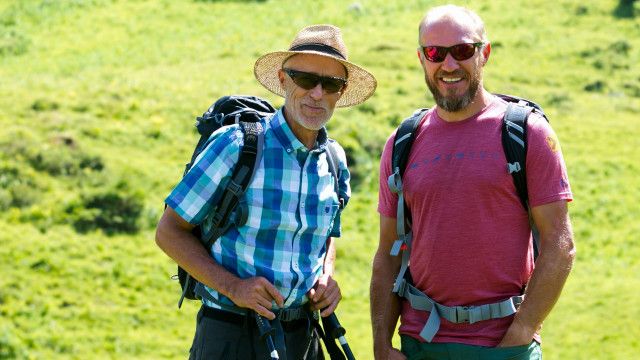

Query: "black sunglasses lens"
<box><xmin>321</xmin><ymin>78</ymin><xmax>344</xmax><ymax>93</ymax></box>
<box><xmin>290</xmin><ymin>72</ymin><xmax>320</xmax><ymax>90</ymax></box>
<box><xmin>286</xmin><ymin>69</ymin><xmax>344</xmax><ymax>93</ymax></box>
<box><xmin>450</xmin><ymin>43</ymin><xmax>477</xmax><ymax>61</ymax></box>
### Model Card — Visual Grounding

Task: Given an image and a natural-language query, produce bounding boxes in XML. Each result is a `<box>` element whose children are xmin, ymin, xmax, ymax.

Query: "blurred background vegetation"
<box><xmin>0</xmin><ymin>0</ymin><xmax>639</xmax><ymax>358</ymax></box>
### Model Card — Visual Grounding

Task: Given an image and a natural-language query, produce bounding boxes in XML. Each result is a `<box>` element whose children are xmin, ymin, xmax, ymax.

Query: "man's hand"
<box><xmin>497</xmin><ymin>317</ymin><xmax>537</xmax><ymax>347</ymax></box>
<box><xmin>374</xmin><ymin>346</ymin><xmax>406</xmax><ymax>360</ymax></box>
<box><xmin>227</xmin><ymin>276</ymin><xmax>284</xmax><ymax>320</ymax></box>
<box><xmin>307</xmin><ymin>273</ymin><xmax>341</xmax><ymax>317</ymax></box>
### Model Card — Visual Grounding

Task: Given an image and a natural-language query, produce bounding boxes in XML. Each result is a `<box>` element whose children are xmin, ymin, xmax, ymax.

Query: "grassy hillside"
<box><xmin>1</xmin><ymin>0</ymin><xmax>639</xmax><ymax>358</ymax></box>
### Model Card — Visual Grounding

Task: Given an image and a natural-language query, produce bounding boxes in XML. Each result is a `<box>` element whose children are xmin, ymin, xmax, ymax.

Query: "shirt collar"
<box><xmin>269</xmin><ymin>108</ymin><xmax>330</xmax><ymax>153</ymax></box>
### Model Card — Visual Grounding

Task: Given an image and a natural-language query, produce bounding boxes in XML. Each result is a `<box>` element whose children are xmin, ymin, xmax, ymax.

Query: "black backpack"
<box><xmin>174</xmin><ymin>95</ymin><xmax>344</xmax><ymax>308</ymax></box>
<box><xmin>390</xmin><ymin>94</ymin><xmax>548</xmax><ymax>263</ymax></box>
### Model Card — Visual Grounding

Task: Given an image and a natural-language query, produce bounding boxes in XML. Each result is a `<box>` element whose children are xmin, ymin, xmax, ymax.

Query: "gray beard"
<box><xmin>426</xmin><ymin>72</ymin><xmax>480</xmax><ymax>112</ymax></box>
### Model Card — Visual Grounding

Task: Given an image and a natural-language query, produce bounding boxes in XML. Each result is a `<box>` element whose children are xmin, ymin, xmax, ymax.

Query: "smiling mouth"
<box><xmin>441</xmin><ymin>76</ymin><xmax>463</xmax><ymax>83</ymax></box>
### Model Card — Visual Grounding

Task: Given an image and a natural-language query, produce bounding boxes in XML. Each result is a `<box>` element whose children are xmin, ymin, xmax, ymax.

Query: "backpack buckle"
<box><xmin>507</xmin><ymin>162</ymin><xmax>521</xmax><ymax>174</ymax></box>
<box><xmin>387</xmin><ymin>169</ymin><xmax>403</xmax><ymax>193</ymax></box>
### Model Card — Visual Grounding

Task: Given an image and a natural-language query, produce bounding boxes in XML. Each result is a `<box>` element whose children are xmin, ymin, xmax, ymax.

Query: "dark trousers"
<box><xmin>189</xmin><ymin>305</ymin><xmax>324</xmax><ymax>360</ymax></box>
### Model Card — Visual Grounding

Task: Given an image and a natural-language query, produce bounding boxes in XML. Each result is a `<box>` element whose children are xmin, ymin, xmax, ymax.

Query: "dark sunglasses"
<box><xmin>421</xmin><ymin>42</ymin><xmax>484</xmax><ymax>63</ymax></box>
<box><xmin>282</xmin><ymin>68</ymin><xmax>347</xmax><ymax>94</ymax></box>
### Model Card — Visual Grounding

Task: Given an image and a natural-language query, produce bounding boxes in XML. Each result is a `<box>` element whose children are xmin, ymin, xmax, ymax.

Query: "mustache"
<box><xmin>302</xmin><ymin>101</ymin><xmax>327</xmax><ymax>109</ymax></box>
<box><xmin>436</xmin><ymin>70</ymin><xmax>467</xmax><ymax>78</ymax></box>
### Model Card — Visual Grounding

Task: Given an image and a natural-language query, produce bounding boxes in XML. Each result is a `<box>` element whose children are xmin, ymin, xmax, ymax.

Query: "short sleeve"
<box><xmin>377</xmin><ymin>132</ymin><xmax>399</xmax><ymax>218</ymax></box>
<box><xmin>525</xmin><ymin>114</ymin><xmax>573</xmax><ymax>207</ymax></box>
<box><xmin>165</xmin><ymin>125</ymin><xmax>242</xmax><ymax>224</ymax></box>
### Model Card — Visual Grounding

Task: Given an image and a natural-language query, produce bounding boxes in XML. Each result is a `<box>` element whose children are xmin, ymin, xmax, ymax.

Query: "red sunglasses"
<box><xmin>421</xmin><ymin>42</ymin><xmax>484</xmax><ymax>63</ymax></box>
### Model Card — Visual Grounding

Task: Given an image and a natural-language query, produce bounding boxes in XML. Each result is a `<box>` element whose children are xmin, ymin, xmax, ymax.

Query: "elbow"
<box><xmin>155</xmin><ymin>226</ymin><xmax>166</xmax><ymax>250</ymax></box>
<box><xmin>560</xmin><ymin>237</ymin><xmax>576</xmax><ymax>271</ymax></box>
<box><xmin>566</xmin><ymin>242</ymin><xmax>576</xmax><ymax>267</ymax></box>
<box><xmin>155</xmin><ymin>216</ymin><xmax>170</xmax><ymax>251</ymax></box>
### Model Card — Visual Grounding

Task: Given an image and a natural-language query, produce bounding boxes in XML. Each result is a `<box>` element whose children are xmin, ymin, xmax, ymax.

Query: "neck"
<box><xmin>283</xmin><ymin>107</ymin><xmax>319</xmax><ymax>149</ymax></box>
<box><xmin>436</xmin><ymin>88</ymin><xmax>493</xmax><ymax>122</ymax></box>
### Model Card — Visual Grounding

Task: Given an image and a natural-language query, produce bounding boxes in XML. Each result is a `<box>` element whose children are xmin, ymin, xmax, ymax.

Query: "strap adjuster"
<box><xmin>507</xmin><ymin>162</ymin><xmax>522</xmax><ymax>174</ymax></box>
<box><xmin>387</xmin><ymin>169</ymin><xmax>403</xmax><ymax>194</ymax></box>
<box><xmin>455</xmin><ymin>306</ymin><xmax>469</xmax><ymax>323</ymax></box>
<box><xmin>393</xmin><ymin>278</ymin><xmax>407</xmax><ymax>296</ymax></box>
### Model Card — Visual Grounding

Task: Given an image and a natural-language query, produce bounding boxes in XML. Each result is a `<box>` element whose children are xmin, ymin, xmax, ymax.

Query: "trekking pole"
<box><xmin>254</xmin><ymin>312</ymin><xmax>279</xmax><ymax>360</ymax></box>
<box><xmin>322</xmin><ymin>313</ymin><xmax>355</xmax><ymax>360</ymax></box>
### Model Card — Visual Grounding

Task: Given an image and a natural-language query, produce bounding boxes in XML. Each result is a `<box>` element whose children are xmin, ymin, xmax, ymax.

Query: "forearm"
<box><xmin>503</xmin><ymin>206</ymin><xmax>575</xmax><ymax>344</ymax></box>
<box><xmin>155</xmin><ymin>210</ymin><xmax>241</xmax><ymax>300</ymax></box>
<box><xmin>514</xmin><ymin>225</ymin><xmax>575</xmax><ymax>334</ymax></box>
<box><xmin>323</xmin><ymin>237</ymin><xmax>336</xmax><ymax>276</ymax></box>
<box><xmin>370</xmin><ymin>251</ymin><xmax>402</xmax><ymax>357</ymax></box>
<box><xmin>371</xmin><ymin>215</ymin><xmax>404</xmax><ymax>357</ymax></box>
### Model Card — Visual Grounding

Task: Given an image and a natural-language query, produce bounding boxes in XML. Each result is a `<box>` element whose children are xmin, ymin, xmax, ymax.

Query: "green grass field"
<box><xmin>1</xmin><ymin>0</ymin><xmax>639</xmax><ymax>358</ymax></box>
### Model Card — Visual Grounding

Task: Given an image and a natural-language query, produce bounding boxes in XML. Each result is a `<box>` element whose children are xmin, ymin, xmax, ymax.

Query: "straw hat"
<box><xmin>254</xmin><ymin>24</ymin><xmax>377</xmax><ymax>107</ymax></box>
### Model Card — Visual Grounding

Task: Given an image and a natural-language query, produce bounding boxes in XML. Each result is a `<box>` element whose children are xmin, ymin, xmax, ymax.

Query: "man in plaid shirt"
<box><xmin>155</xmin><ymin>25</ymin><xmax>376</xmax><ymax>359</ymax></box>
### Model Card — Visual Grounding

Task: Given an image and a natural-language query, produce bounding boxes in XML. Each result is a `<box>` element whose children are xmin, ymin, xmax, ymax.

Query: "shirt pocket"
<box><xmin>315</xmin><ymin>197</ymin><xmax>340</xmax><ymax>237</ymax></box>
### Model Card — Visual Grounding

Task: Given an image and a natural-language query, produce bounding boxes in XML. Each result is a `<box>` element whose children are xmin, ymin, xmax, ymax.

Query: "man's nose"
<box><xmin>308</xmin><ymin>83</ymin><xmax>324</xmax><ymax>100</ymax></box>
<box><xmin>440</xmin><ymin>52</ymin><xmax>461</xmax><ymax>72</ymax></box>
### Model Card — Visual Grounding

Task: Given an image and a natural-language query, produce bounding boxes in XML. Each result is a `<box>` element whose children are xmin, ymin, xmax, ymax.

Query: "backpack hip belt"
<box><xmin>394</xmin><ymin>276</ymin><xmax>524</xmax><ymax>342</ymax></box>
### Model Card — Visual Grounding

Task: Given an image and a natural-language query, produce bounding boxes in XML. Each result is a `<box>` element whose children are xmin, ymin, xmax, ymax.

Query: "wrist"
<box><xmin>218</xmin><ymin>273</ymin><xmax>241</xmax><ymax>302</ymax></box>
<box><xmin>373</xmin><ymin>339</ymin><xmax>394</xmax><ymax>358</ymax></box>
<box><xmin>510</xmin><ymin>315</ymin><xmax>538</xmax><ymax>339</ymax></box>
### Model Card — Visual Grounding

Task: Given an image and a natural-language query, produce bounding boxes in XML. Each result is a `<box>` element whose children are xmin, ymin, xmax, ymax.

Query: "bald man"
<box><xmin>370</xmin><ymin>5</ymin><xmax>574</xmax><ymax>359</ymax></box>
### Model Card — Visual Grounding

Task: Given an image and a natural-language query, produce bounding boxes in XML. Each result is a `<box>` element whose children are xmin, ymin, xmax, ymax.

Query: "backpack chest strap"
<box><xmin>395</xmin><ymin>279</ymin><xmax>524</xmax><ymax>342</ymax></box>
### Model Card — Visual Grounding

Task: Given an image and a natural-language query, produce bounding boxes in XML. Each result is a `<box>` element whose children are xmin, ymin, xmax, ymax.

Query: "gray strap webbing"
<box><xmin>396</xmin><ymin>279</ymin><xmax>524</xmax><ymax>342</ymax></box>
<box><xmin>387</xmin><ymin>168</ymin><xmax>412</xmax><ymax>293</ymax></box>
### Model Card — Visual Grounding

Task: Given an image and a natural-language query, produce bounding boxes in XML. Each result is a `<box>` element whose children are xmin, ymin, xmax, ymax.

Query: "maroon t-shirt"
<box><xmin>378</xmin><ymin>96</ymin><xmax>573</xmax><ymax>346</ymax></box>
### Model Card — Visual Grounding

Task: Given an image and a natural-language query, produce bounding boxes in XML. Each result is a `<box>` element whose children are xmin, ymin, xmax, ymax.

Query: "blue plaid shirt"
<box><xmin>166</xmin><ymin>109</ymin><xmax>350</xmax><ymax>309</ymax></box>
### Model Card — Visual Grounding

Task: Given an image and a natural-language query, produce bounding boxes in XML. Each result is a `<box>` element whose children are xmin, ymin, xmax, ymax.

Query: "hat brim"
<box><xmin>254</xmin><ymin>50</ymin><xmax>377</xmax><ymax>108</ymax></box>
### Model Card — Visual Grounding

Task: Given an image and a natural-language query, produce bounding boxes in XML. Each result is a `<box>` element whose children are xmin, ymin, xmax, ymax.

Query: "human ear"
<box><xmin>482</xmin><ymin>43</ymin><xmax>491</xmax><ymax>65</ymax></box>
<box><xmin>278</xmin><ymin>69</ymin><xmax>286</xmax><ymax>86</ymax></box>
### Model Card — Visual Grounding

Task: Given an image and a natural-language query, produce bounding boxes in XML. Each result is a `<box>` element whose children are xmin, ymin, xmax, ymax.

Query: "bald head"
<box><xmin>419</xmin><ymin>5</ymin><xmax>488</xmax><ymax>45</ymax></box>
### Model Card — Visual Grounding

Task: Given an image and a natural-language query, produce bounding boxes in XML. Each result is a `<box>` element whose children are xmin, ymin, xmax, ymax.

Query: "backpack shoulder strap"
<box><xmin>391</xmin><ymin>109</ymin><xmax>428</xmax><ymax>177</ymax></box>
<box><xmin>325</xmin><ymin>141</ymin><xmax>345</xmax><ymax>209</ymax></box>
<box><xmin>201</xmin><ymin>121</ymin><xmax>264</xmax><ymax>248</ymax></box>
<box><xmin>499</xmin><ymin>95</ymin><xmax>548</xmax><ymax>260</ymax></box>
<box><xmin>387</xmin><ymin>109</ymin><xmax>427</xmax><ymax>294</ymax></box>
<box><xmin>501</xmin><ymin>102</ymin><xmax>532</xmax><ymax>211</ymax></box>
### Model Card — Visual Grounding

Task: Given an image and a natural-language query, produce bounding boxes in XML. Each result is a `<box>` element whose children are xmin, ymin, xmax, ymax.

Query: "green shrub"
<box><xmin>0</xmin><ymin>164</ymin><xmax>42</xmax><ymax>210</ymax></box>
<box><xmin>1</xmin><ymin>134</ymin><xmax>104</xmax><ymax>177</ymax></box>
<box><xmin>67</xmin><ymin>181</ymin><xmax>145</xmax><ymax>235</ymax></box>
<box><xmin>30</xmin><ymin>99</ymin><xmax>59</xmax><ymax>112</ymax></box>
<box><xmin>28</xmin><ymin>146</ymin><xmax>104</xmax><ymax>176</ymax></box>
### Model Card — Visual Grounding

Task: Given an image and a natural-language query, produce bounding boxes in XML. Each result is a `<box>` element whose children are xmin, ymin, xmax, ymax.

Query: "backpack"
<box><xmin>174</xmin><ymin>95</ymin><xmax>345</xmax><ymax>308</ymax></box>
<box><xmin>387</xmin><ymin>94</ymin><xmax>548</xmax><ymax>341</ymax></box>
